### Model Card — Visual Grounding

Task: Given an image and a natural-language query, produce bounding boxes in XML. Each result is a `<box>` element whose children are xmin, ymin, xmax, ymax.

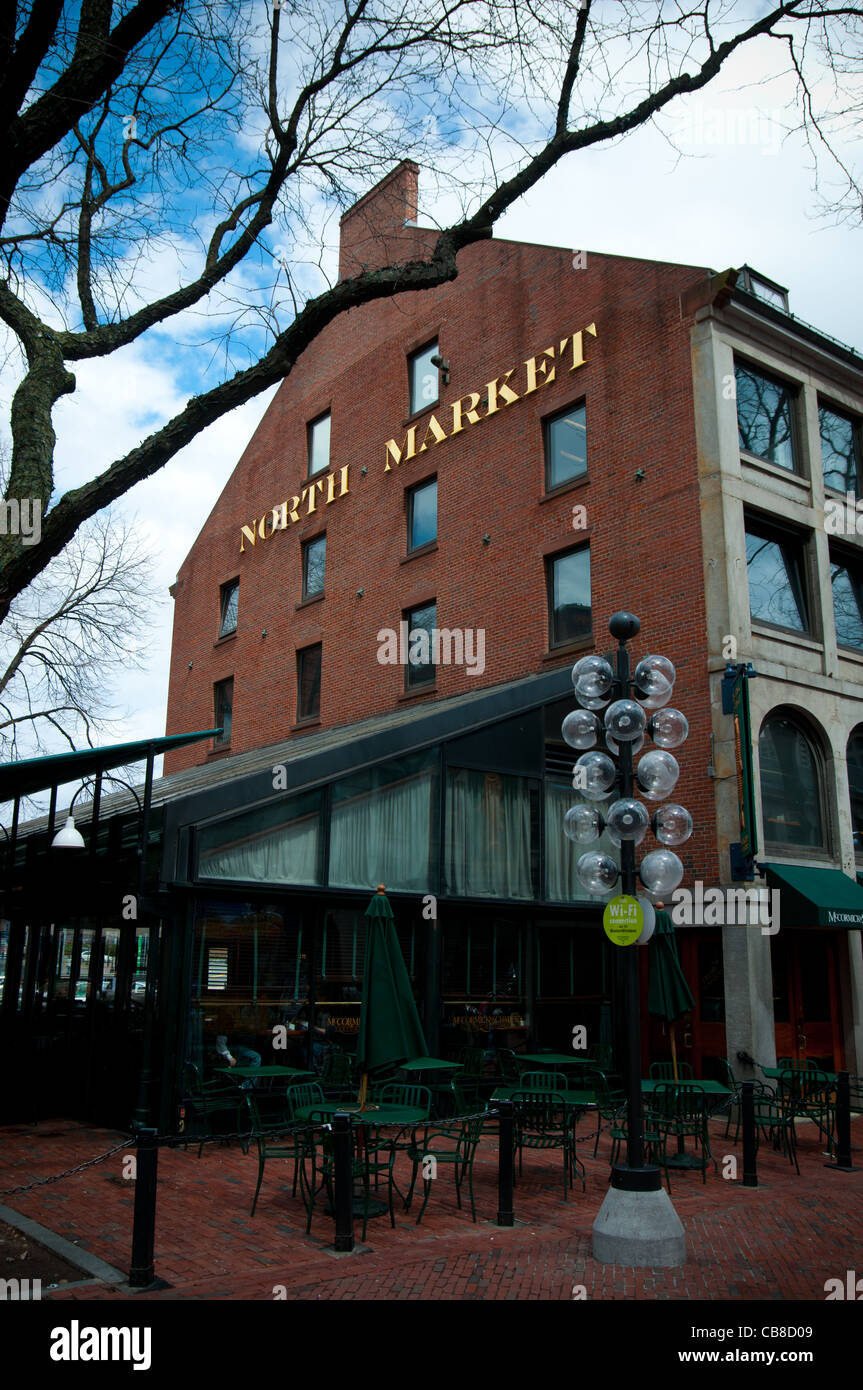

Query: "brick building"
<box><xmin>3</xmin><ymin>162</ymin><xmax>862</xmax><ymax>1129</ymax></box>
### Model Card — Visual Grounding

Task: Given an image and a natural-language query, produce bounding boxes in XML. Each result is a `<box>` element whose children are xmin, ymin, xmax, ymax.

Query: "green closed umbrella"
<box><xmin>647</xmin><ymin>907</ymin><xmax>695</xmax><ymax>1080</ymax></box>
<box><xmin>355</xmin><ymin>885</ymin><xmax>428</xmax><ymax>1106</ymax></box>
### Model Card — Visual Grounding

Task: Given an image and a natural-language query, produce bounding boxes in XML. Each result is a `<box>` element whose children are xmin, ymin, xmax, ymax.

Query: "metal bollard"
<box><xmin>332</xmin><ymin>1114</ymin><xmax>354</xmax><ymax>1252</ymax></box>
<box><xmin>128</xmin><ymin>1128</ymin><xmax>158</xmax><ymax>1286</ymax></box>
<box><xmin>741</xmin><ymin>1080</ymin><xmax>757</xmax><ymax>1188</ymax></box>
<box><xmin>497</xmin><ymin>1101</ymin><xmax>514</xmax><ymax>1226</ymax></box>
<box><xmin>830</xmin><ymin>1071</ymin><xmax>853</xmax><ymax>1172</ymax></box>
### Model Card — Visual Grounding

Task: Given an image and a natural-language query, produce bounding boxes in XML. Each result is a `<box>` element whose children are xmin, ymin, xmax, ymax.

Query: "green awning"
<box><xmin>0</xmin><ymin>729</ymin><xmax>221</xmax><ymax>802</ymax></box>
<box><xmin>764</xmin><ymin>863</ymin><xmax>863</xmax><ymax>928</ymax></box>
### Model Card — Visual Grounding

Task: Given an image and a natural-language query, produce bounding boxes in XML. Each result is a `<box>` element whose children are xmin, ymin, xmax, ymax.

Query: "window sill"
<box><xmin>398</xmin><ymin>682</ymin><xmax>438</xmax><ymax>702</ymax></box>
<box><xmin>740</xmin><ymin>452</ymin><xmax>810</xmax><ymax>490</ymax></box>
<box><xmin>403</xmin><ymin>403</ymin><xmax>440</xmax><ymax>428</ymax></box>
<box><xmin>296</xmin><ymin>591</ymin><xmax>325</xmax><ymax>610</ymax></box>
<box><xmin>539</xmin><ymin>474</ymin><xmax>589</xmax><ymax>503</ymax></box>
<box><xmin>401</xmin><ymin>543</ymin><xmax>438</xmax><ymax>565</ymax></box>
<box><xmin>541</xmin><ymin>636</ymin><xmax>594</xmax><ymax>663</ymax></box>
<box><xmin>214</xmin><ymin>632</ymin><xmax>237</xmax><ymax>647</ymax></box>
<box><xmin>291</xmin><ymin>716</ymin><xmax>321</xmax><ymax>732</ymax></box>
<box><xmin>207</xmin><ymin>744</ymin><xmax>232</xmax><ymax>759</ymax></box>
<box><xmin>751</xmin><ymin>623</ymin><xmax>822</xmax><ymax>651</ymax></box>
<box><xmin>837</xmin><ymin>644</ymin><xmax>863</xmax><ymax>664</ymax></box>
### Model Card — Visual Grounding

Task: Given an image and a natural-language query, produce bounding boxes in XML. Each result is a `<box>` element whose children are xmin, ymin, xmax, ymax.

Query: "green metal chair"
<box><xmin>320</xmin><ymin>1049</ymin><xmax>354</xmax><ymax>1100</ymax></box>
<box><xmin>585</xmin><ymin>1067</ymin><xmax>625</xmax><ymax>1156</ymax></box>
<box><xmin>496</xmin><ymin>1048</ymin><xmax>521</xmax><ymax>1084</ymax></box>
<box><xmin>182</xmin><ymin>1061</ymin><xmax>243</xmax><ymax>1158</ymax></box>
<box><xmin>519</xmin><ymin>1071</ymin><xmax>569</xmax><ymax>1092</ymax></box>
<box><xmin>299</xmin><ymin>1112</ymin><xmax>397</xmax><ymax>1242</ymax></box>
<box><xmin>245</xmin><ymin>1092</ymin><xmax>304</xmax><ymax>1216</ymax></box>
<box><xmin>405</xmin><ymin>1113</ymin><xmax>486</xmax><ymax>1223</ymax></box>
<box><xmin>649</xmin><ymin>1061</ymin><xmax>694</xmax><ymax>1081</ymax></box>
<box><xmin>728</xmin><ymin>1079</ymin><xmax>776</xmax><ymax>1144</ymax></box>
<box><xmin>778</xmin><ymin>1068</ymin><xmax>832</xmax><ymax>1143</ymax></box>
<box><xmin>752</xmin><ymin>1093</ymin><xmax>800</xmax><ymax>1175</ymax></box>
<box><xmin>511</xmin><ymin>1091</ymin><xmax>585</xmax><ymax>1200</ymax></box>
<box><xmin>644</xmin><ymin>1083</ymin><xmax>715</xmax><ymax>1193</ymax></box>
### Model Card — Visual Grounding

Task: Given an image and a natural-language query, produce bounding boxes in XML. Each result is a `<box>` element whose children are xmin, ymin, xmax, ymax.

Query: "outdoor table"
<box><xmin>641</xmin><ymin>1080</ymin><xmax>731</xmax><ymax>1167</ymax></box>
<box><xmin>488</xmin><ymin>1085</ymin><xmax>597</xmax><ymax>1112</ymax></box>
<box><xmin>516</xmin><ymin>1053</ymin><xmax>596</xmax><ymax>1070</ymax></box>
<box><xmin>397</xmin><ymin>1057</ymin><xmax>465</xmax><ymax>1119</ymax></box>
<box><xmin>215</xmin><ymin>1064</ymin><xmax>315</xmax><ymax>1082</ymax></box>
<box><xmin>292</xmin><ymin>1102</ymin><xmax>430</xmax><ymax>1219</ymax></box>
<box><xmin>761</xmin><ymin>1067</ymin><xmax>837</xmax><ymax>1084</ymax></box>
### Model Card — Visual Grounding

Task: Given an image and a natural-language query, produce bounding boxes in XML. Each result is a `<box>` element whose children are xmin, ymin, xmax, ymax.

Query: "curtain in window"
<box><xmin>198</xmin><ymin>813</ymin><xmax>320</xmax><ymax>884</ymax></box>
<box><xmin>446</xmin><ymin>768</ymin><xmax>532</xmax><ymax>899</ymax></box>
<box><xmin>329</xmin><ymin>769</ymin><xmax>433</xmax><ymax>892</ymax></box>
<box><xmin>544</xmin><ymin>780</ymin><xmax>619</xmax><ymax>903</ymax></box>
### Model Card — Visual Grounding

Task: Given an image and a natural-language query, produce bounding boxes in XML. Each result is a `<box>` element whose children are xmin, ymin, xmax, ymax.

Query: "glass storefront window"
<box><xmin>197</xmin><ymin>789</ymin><xmax>322</xmax><ymax>885</ymax></box>
<box><xmin>445</xmin><ymin>767</ymin><xmax>534</xmax><ymax>899</ymax></box>
<box><xmin>189</xmin><ymin>902</ymin><xmax>310</xmax><ymax>1076</ymax></box>
<box><xmin>329</xmin><ymin>751</ymin><xmax>438</xmax><ymax>892</ymax></box>
<box><xmin>759</xmin><ymin>714</ymin><xmax>826</xmax><ymax>851</ymax></box>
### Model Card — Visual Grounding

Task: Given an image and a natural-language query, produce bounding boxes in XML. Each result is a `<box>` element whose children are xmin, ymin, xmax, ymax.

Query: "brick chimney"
<box><xmin>339</xmin><ymin>160</ymin><xmax>436</xmax><ymax>280</ymax></box>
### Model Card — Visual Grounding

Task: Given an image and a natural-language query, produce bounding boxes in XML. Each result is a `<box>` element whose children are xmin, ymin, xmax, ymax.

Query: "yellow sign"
<box><xmin>602</xmin><ymin>895</ymin><xmax>644</xmax><ymax>946</ymax></box>
<box><xmin>384</xmin><ymin>323</ymin><xmax>597</xmax><ymax>470</ymax></box>
<box><xmin>239</xmin><ymin>465</ymin><xmax>350</xmax><ymax>553</ymax></box>
<box><xmin>238</xmin><ymin>319</ymin><xmax>599</xmax><ymax>552</ymax></box>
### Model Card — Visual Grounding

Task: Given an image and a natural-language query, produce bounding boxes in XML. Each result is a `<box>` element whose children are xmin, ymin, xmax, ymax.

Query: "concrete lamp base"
<box><xmin>592</xmin><ymin>1185</ymin><xmax>687</xmax><ymax>1267</ymax></box>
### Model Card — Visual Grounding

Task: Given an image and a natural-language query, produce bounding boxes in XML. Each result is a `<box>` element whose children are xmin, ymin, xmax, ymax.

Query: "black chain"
<box><xmin>0</xmin><ymin>1137</ymin><xmax>134</xmax><ymax>1198</ymax></box>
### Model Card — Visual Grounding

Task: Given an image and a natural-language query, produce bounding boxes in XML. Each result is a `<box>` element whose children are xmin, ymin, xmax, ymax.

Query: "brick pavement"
<box><xmin>0</xmin><ymin>1112</ymin><xmax>860</xmax><ymax>1301</ymax></box>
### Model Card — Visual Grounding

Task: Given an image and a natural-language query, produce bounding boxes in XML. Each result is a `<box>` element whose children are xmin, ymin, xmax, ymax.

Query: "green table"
<box><xmin>641</xmin><ymin>1079</ymin><xmax>730</xmax><ymax>1097</ymax></box>
<box><xmin>489</xmin><ymin>1085</ymin><xmax>596</xmax><ymax>1111</ymax></box>
<box><xmin>293</xmin><ymin>1102</ymin><xmax>428</xmax><ymax>1127</ymax></box>
<box><xmin>517</xmin><ymin>1053</ymin><xmax>596</xmax><ymax>1070</ymax></box>
<box><xmin>215</xmin><ymin>1065</ymin><xmax>315</xmax><ymax>1081</ymax></box>
<box><xmin>398</xmin><ymin>1057</ymin><xmax>464</xmax><ymax>1073</ymax></box>
<box><xmin>762</xmin><ymin>1068</ymin><xmax>836</xmax><ymax>1084</ymax></box>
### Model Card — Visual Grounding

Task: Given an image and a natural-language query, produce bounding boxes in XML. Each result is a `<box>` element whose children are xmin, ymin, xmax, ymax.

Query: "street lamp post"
<box><xmin>563</xmin><ymin>611</ymin><xmax>689</xmax><ymax>1265</ymax></box>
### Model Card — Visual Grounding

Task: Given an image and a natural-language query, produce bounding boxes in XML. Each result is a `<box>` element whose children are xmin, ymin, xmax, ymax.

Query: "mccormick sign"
<box><xmin>239</xmin><ymin>321</ymin><xmax>598</xmax><ymax>552</ymax></box>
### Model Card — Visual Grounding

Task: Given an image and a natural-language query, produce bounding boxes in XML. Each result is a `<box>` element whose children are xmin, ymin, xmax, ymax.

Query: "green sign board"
<box><xmin>602</xmin><ymin>895</ymin><xmax>644</xmax><ymax>946</ymax></box>
<box><xmin>732</xmin><ymin>672</ymin><xmax>758</xmax><ymax>859</ymax></box>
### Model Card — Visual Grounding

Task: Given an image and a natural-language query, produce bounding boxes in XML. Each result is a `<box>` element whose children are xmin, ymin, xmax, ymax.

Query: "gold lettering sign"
<box><xmin>238</xmin><ymin>321</ymin><xmax>598</xmax><ymax>551</ymax></box>
<box><xmin>240</xmin><ymin>465</ymin><xmax>349</xmax><ymax>553</ymax></box>
<box><xmin>383</xmin><ymin>322</ymin><xmax>597</xmax><ymax>470</ymax></box>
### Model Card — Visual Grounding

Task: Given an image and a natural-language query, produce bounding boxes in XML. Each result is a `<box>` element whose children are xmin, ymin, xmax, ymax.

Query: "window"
<box><xmin>759</xmin><ymin>712</ymin><xmax>826</xmax><ymax>851</ymax></box>
<box><xmin>407</xmin><ymin>478</ymin><xmax>437</xmax><ymax>551</ymax></box>
<box><xmin>745</xmin><ymin>519</ymin><xmax>809</xmax><ymax>633</ymax></box>
<box><xmin>297</xmin><ymin>643</ymin><xmax>322</xmax><ymax>721</ymax></box>
<box><xmin>830</xmin><ymin>550</ymin><xmax>863</xmax><ymax>650</ymax></box>
<box><xmin>820</xmin><ymin>404</ymin><xmax>861</xmax><ymax>495</ymax></box>
<box><xmin>735</xmin><ymin>362</ymin><xmax>796</xmax><ymax>471</ymax></box>
<box><xmin>547</xmin><ymin>546</ymin><xmax>591</xmax><ymax>647</ymax></box>
<box><xmin>736</xmin><ymin>266</ymin><xmax>790</xmax><ymax>313</ymax></box>
<box><xmin>214</xmin><ymin>677</ymin><xmax>233</xmax><ymax>746</ymax></box>
<box><xmin>307</xmin><ymin>412</ymin><xmax>331</xmax><ymax>477</ymax></box>
<box><xmin>408</xmin><ymin>341</ymin><xmax>439</xmax><ymax>415</ymax></box>
<box><xmin>404</xmin><ymin>601</ymin><xmax>436</xmax><ymax>690</ymax></box>
<box><xmin>218</xmin><ymin>579</ymin><xmax>239</xmax><ymax>637</ymax></box>
<box><xmin>545</xmin><ymin>403</ymin><xmax>587</xmax><ymax>490</ymax></box>
<box><xmin>302</xmin><ymin>534</ymin><xmax>326</xmax><ymax>598</ymax></box>
<box><xmin>846</xmin><ymin>727</ymin><xmax>863</xmax><ymax>858</ymax></box>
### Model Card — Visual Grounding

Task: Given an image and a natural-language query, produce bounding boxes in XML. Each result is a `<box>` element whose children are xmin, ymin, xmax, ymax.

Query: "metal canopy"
<box><xmin>0</xmin><ymin>728</ymin><xmax>221</xmax><ymax>803</ymax></box>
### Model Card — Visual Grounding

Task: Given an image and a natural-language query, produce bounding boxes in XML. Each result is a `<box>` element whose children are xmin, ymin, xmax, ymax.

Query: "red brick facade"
<box><xmin>165</xmin><ymin>165</ymin><xmax>717</xmax><ymax>881</ymax></box>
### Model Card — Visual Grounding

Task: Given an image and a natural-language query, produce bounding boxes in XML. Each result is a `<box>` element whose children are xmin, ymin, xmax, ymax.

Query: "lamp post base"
<box><xmin>592</xmin><ymin>1168</ymin><xmax>686</xmax><ymax>1267</ymax></box>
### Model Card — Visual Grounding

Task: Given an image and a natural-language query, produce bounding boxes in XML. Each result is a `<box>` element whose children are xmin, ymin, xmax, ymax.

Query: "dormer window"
<box><xmin>736</xmin><ymin>266</ymin><xmax>789</xmax><ymax>313</ymax></box>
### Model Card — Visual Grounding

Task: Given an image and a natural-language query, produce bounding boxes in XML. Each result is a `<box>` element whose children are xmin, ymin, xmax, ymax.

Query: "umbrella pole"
<box><xmin>357</xmin><ymin>1073</ymin><xmax>368</xmax><ymax>1111</ymax></box>
<box><xmin>670</xmin><ymin>1026</ymin><xmax>679</xmax><ymax>1082</ymax></box>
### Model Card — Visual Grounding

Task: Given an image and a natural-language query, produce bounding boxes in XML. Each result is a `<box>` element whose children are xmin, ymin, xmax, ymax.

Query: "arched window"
<box><xmin>759</xmin><ymin>712</ymin><xmax>827</xmax><ymax>851</ymax></box>
<box><xmin>846</xmin><ymin>726</ymin><xmax>863</xmax><ymax>858</ymax></box>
